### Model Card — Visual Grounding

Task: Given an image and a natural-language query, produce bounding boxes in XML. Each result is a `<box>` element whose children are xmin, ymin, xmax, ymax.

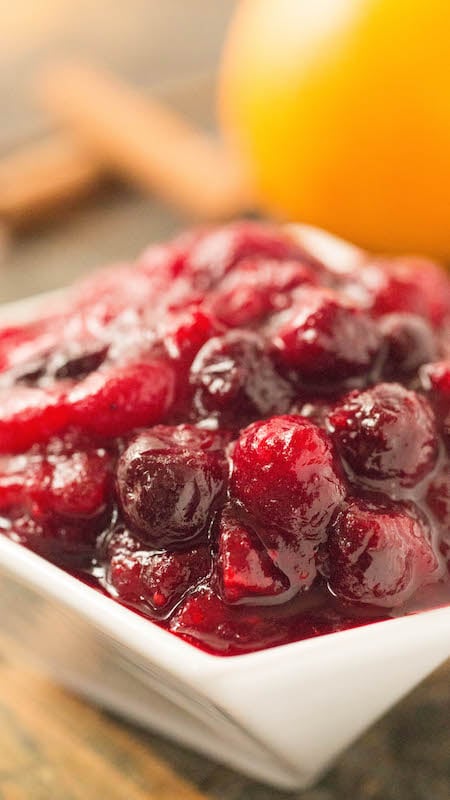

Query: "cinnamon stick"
<box><xmin>0</xmin><ymin>134</ymin><xmax>102</xmax><ymax>227</ymax></box>
<box><xmin>37</xmin><ymin>62</ymin><xmax>250</xmax><ymax>220</ymax></box>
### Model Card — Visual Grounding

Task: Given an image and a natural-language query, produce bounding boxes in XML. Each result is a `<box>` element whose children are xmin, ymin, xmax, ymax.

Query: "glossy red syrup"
<box><xmin>0</xmin><ymin>221</ymin><xmax>449</xmax><ymax>655</ymax></box>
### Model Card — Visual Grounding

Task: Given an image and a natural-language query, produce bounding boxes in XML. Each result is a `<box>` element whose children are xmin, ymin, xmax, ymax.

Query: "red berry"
<box><xmin>105</xmin><ymin>527</ymin><xmax>210</xmax><ymax>613</ymax></box>
<box><xmin>68</xmin><ymin>361</ymin><xmax>175</xmax><ymax>437</ymax></box>
<box><xmin>216</xmin><ymin>505</ymin><xmax>290</xmax><ymax>603</ymax></box>
<box><xmin>426</xmin><ymin>463</ymin><xmax>450</xmax><ymax>532</ymax></box>
<box><xmin>328</xmin><ymin>384</ymin><xmax>438</xmax><ymax>489</ymax></box>
<box><xmin>116</xmin><ymin>426</ymin><xmax>228</xmax><ymax>549</ymax></box>
<box><xmin>186</xmin><ymin>221</ymin><xmax>306</xmax><ymax>290</ymax></box>
<box><xmin>379</xmin><ymin>313</ymin><xmax>437</xmax><ymax>379</ymax></box>
<box><xmin>207</xmin><ymin>257</ymin><xmax>317</xmax><ymax>327</ymax></box>
<box><xmin>0</xmin><ymin>387</ymin><xmax>69</xmax><ymax>454</ymax></box>
<box><xmin>421</xmin><ymin>361</ymin><xmax>450</xmax><ymax>414</ymax></box>
<box><xmin>270</xmin><ymin>287</ymin><xmax>381</xmax><ymax>383</ymax></box>
<box><xmin>190</xmin><ymin>331</ymin><xmax>292</xmax><ymax>428</ymax></box>
<box><xmin>231</xmin><ymin>415</ymin><xmax>346</xmax><ymax>587</ymax></box>
<box><xmin>325</xmin><ymin>498</ymin><xmax>441</xmax><ymax>607</ymax></box>
<box><xmin>0</xmin><ymin>434</ymin><xmax>114</xmax><ymax>564</ymax></box>
<box><xmin>347</xmin><ymin>257</ymin><xmax>450</xmax><ymax>327</ymax></box>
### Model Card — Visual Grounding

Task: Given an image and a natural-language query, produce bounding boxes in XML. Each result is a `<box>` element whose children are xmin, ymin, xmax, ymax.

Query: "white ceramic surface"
<box><xmin>0</xmin><ymin>279</ymin><xmax>449</xmax><ymax>790</ymax></box>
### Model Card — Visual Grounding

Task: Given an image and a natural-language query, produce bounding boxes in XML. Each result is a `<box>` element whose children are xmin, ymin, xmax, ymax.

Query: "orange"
<box><xmin>219</xmin><ymin>0</ymin><xmax>450</xmax><ymax>260</ymax></box>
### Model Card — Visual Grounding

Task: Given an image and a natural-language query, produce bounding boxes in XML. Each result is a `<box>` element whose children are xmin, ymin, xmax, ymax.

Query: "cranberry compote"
<box><xmin>1</xmin><ymin>221</ymin><xmax>449</xmax><ymax>655</ymax></box>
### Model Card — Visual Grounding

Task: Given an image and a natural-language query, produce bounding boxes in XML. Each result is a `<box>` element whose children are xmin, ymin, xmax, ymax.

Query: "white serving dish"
<box><xmin>0</xmin><ymin>282</ymin><xmax>449</xmax><ymax>791</ymax></box>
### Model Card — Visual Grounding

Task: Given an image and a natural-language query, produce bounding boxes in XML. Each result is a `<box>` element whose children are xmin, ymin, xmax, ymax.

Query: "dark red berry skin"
<box><xmin>217</xmin><ymin>505</ymin><xmax>290</xmax><ymax>603</ymax></box>
<box><xmin>426</xmin><ymin>463</ymin><xmax>450</xmax><ymax>569</ymax></box>
<box><xmin>345</xmin><ymin>257</ymin><xmax>450</xmax><ymax>327</ymax></box>
<box><xmin>190</xmin><ymin>331</ymin><xmax>292</xmax><ymax>429</ymax></box>
<box><xmin>421</xmin><ymin>361</ymin><xmax>450</xmax><ymax>414</ymax></box>
<box><xmin>104</xmin><ymin>526</ymin><xmax>211</xmax><ymax>615</ymax></box>
<box><xmin>0</xmin><ymin>433</ymin><xmax>114</xmax><ymax>565</ymax></box>
<box><xmin>185</xmin><ymin>220</ymin><xmax>308</xmax><ymax>291</ymax></box>
<box><xmin>379</xmin><ymin>313</ymin><xmax>437</xmax><ymax>380</ymax></box>
<box><xmin>232</xmin><ymin>415</ymin><xmax>346</xmax><ymax>537</ymax></box>
<box><xmin>207</xmin><ymin>257</ymin><xmax>317</xmax><ymax>327</ymax></box>
<box><xmin>270</xmin><ymin>287</ymin><xmax>382</xmax><ymax>384</ymax></box>
<box><xmin>116</xmin><ymin>426</ymin><xmax>228</xmax><ymax>549</ymax></box>
<box><xmin>231</xmin><ymin>416</ymin><xmax>346</xmax><ymax>589</ymax></box>
<box><xmin>325</xmin><ymin>498</ymin><xmax>440</xmax><ymax>607</ymax></box>
<box><xmin>327</xmin><ymin>383</ymin><xmax>438</xmax><ymax>490</ymax></box>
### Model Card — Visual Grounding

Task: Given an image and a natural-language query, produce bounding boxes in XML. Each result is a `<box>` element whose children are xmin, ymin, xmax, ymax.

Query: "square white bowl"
<box><xmin>0</xmin><ymin>291</ymin><xmax>449</xmax><ymax>791</ymax></box>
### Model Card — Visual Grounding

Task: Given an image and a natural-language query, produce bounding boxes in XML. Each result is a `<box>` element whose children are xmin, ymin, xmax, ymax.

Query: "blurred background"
<box><xmin>0</xmin><ymin>1</ymin><xmax>237</xmax><ymax>302</ymax></box>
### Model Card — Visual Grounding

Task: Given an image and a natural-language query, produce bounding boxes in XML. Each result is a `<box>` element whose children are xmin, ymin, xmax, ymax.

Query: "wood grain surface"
<box><xmin>0</xmin><ymin>3</ymin><xmax>448</xmax><ymax>799</ymax></box>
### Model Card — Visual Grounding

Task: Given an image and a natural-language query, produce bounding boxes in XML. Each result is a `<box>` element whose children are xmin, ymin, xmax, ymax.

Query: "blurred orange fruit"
<box><xmin>219</xmin><ymin>0</ymin><xmax>450</xmax><ymax>260</ymax></box>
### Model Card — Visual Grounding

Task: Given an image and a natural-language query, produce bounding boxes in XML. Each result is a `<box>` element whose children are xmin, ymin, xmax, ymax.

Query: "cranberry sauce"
<box><xmin>0</xmin><ymin>221</ymin><xmax>449</xmax><ymax>656</ymax></box>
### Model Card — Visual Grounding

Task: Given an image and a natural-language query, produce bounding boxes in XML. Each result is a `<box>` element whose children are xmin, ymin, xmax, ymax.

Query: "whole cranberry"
<box><xmin>325</xmin><ymin>498</ymin><xmax>440</xmax><ymax>607</ymax></box>
<box><xmin>379</xmin><ymin>313</ymin><xmax>437</xmax><ymax>379</ymax></box>
<box><xmin>420</xmin><ymin>361</ymin><xmax>450</xmax><ymax>414</ymax></box>
<box><xmin>207</xmin><ymin>257</ymin><xmax>317</xmax><ymax>327</ymax></box>
<box><xmin>186</xmin><ymin>220</ymin><xmax>306</xmax><ymax>291</ymax></box>
<box><xmin>231</xmin><ymin>415</ymin><xmax>346</xmax><ymax>541</ymax></box>
<box><xmin>216</xmin><ymin>505</ymin><xmax>290</xmax><ymax>603</ymax></box>
<box><xmin>328</xmin><ymin>383</ymin><xmax>438</xmax><ymax>489</ymax></box>
<box><xmin>346</xmin><ymin>256</ymin><xmax>450</xmax><ymax>327</ymax></box>
<box><xmin>270</xmin><ymin>287</ymin><xmax>381</xmax><ymax>384</ymax></box>
<box><xmin>426</xmin><ymin>463</ymin><xmax>450</xmax><ymax>530</ymax></box>
<box><xmin>190</xmin><ymin>330</ymin><xmax>292</xmax><ymax>428</ymax></box>
<box><xmin>116</xmin><ymin>426</ymin><xmax>228</xmax><ymax>549</ymax></box>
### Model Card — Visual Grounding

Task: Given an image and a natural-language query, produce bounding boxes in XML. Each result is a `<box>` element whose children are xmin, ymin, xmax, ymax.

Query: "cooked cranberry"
<box><xmin>105</xmin><ymin>527</ymin><xmax>210</xmax><ymax>613</ymax></box>
<box><xmin>186</xmin><ymin>221</ymin><xmax>306</xmax><ymax>291</ymax></box>
<box><xmin>0</xmin><ymin>435</ymin><xmax>114</xmax><ymax>563</ymax></box>
<box><xmin>0</xmin><ymin>317</ymin><xmax>66</xmax><ymax>375</ymax></box>
<box><xmin>0</xmin><ymin>434</ymin><xmax>113</xmax><ymax>515</ymax></box>
<box><xmin>116</xmin><ymin>426</ymin><xmax>228</xmax><ymax>549</ymax></box>
<box><xmin>207</xmin><ymin>257</ymin><xmax>317</xmax><ymax>327</ymax></box>
<box><xmin>325</xmin><ymin>498</ymin><xmax>440</xmax><ymax>607</ymax></box>
<box><xmin>160</xmin><ymin>308</ymin><xmax>223</xmax><ymax>368</ymax></box>
<box><xmin>426</xmin><ymin>464</ymin><xmax>450</xmax><ymax>530</ymax></box>
<box><xmin>52</xmin><ymin>342</ymin><xmax>109</xmax><ymax>381</ymax></box>
<box><xmin>270</xmin><ymin>287</ymin><xmax>381</xmax><ymax>384</ymax></box>
<box><xmin>190</xmin><ymin>331</ymin><xmax>292</xmax><ymax>428</ymax></box>
<box><xmin>36</xmin><ymin>450</ymin><xmax>112</xmax><ymax>519</ymax></box>
<box><xmin>157</xmin><ymin>308</ymin><xmax>223</xmax><ymax>417</ymax></box>
<box><xmin>216</xmin><ymin>505</ymin><xmax>290</xmax><ymax>603</ymax></box>
<box><xmin>232</xmin><ymin>415</ymin><xmax>346</xmax><ymax>542</ymax></box>
<box><xmin>68</xmin><ymin>361</ymin><xmax>175</xmax><ymax>438</ymax></box>
<box><xmin>428</xmin><ymin>466</ymin><xmax>450</xmax><ymax>569</ymax></box>
<box><xmin>379</xmin><ymin>313</ymin><xmax>437</xmax><ymax>379</ymax></box>
<box><xmin>0</xmin><ymin>387</ymin><xmax>69</xmax><ymax>454</ymax></box>
<box><xmin>6</xmin><ymin>513</ymin><xmax>106</xmax><ymax>564</ymax></box>
<box><xmin>290</xmin><ymin>397</ymin><xmax>334</xmax><ymax>428</ymax></box>
<box><xmin>328</xmin><ymin>384</ymin><xmax>438</xmax><ymax>489</ymax></box>
<box><xmin>346</xmin><ymin>257</ymin><xmax>450</xmax><ymax>327</ymax></box>
<box><xmin>420</xmin><ymin>361</ymin><xmax>450</xmax><ymax>413</ymax></box>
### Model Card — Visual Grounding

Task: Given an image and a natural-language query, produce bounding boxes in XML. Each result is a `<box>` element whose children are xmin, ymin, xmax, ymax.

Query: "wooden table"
<box><xmin>0</xmin><ymin>4</ymin><xmax>449</xmax><ymax>798</ymax></box>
